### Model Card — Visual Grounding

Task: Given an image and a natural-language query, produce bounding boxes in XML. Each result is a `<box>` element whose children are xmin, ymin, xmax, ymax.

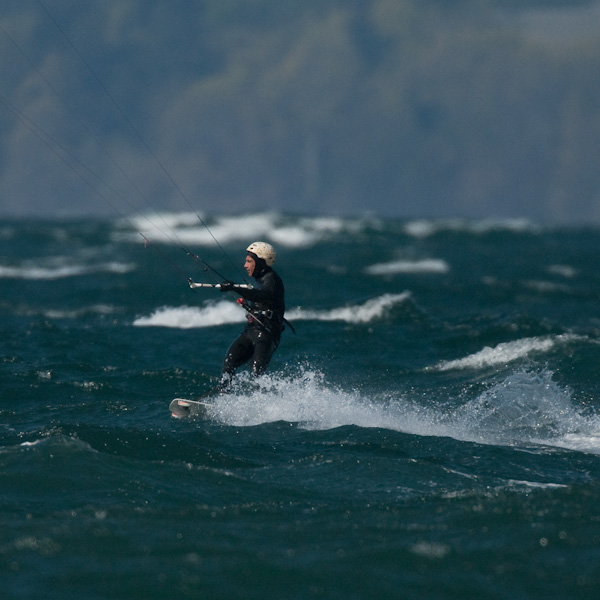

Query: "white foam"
<box><xmin>403</xmin><ymin>218</ymin><xmax>537</xmax><ymax>238</ymax></box>
<box><xmin>133</xmin><ymin>301</ymin><xmax>244</xmax><ymax>328</ymax></box>
<box><xmin>19</xmin><ymin>435</ymin><xmax>97</xmax><ymax>453</ymax></box>
<box><xmin>202</xmin><ymin>367</ymin><xmax>600</xmax><ymax>455</ymax></box>
<box><xmin>287</xmin><ymin>293</ymin><xmax>411</xmax><ymax>324</ymax></box>
<box><xmin>44</xmin><ymin>305</ymin><xmax>118</xmax><ymax>319</ymax></box>
<box><xmin>134</xmin><ymin>293</ymin><xmax>411</xmax><ymax>328</ymax></box>
<box><xmin>505</xmin><ymin>480</ymin><xmax>568</xmax><ymax>490</ymax></box>
<box><xmin>547</xmin><ymin>264</ymin><xmax>577</xmax><ymax>278</ymax></box>
<box><xmin>555</xmin><ymin>433</ymin><xmax>600</xmax><ymax>453</ymax></box>
<box><xmin>365</xmin><ymin>259</ymin><xmax>449</xmax><ymax>275</ymax></box>
<box><xmin>447</xmin><ymin>369</ymin><xmax>600</xmax><ymax>453</ymax></box>
<box><xmin>20</xmin><ymin>440</ymin><xmax>44</xmax><ymax>447</ymax></box>
<box><xmin>523</xmin><ymin>279</ymin><xmax>572</xmax><ymax>293</ymax></box>
<box><xmin>115</xmin><ymin>212</ymin><xmax>377</xmax><ymax>248</ymax></box>
<box><xmin>0</xmin><ymin>260</ymin><xmax>134</xmax><ymax>280</ymax></box>
<box><xmin>434</xmin><ymin>335</ymin><xmax>576</xmax><ymax>371</ymax></box>
<box><xmin>204</xmin><ymin>370</ymin><xmax>404</xmax><ymax>430</ymax></box>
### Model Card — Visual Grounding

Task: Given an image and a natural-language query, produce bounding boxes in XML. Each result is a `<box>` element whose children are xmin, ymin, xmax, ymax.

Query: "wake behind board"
<box><xmin>169</xmin><ymin>398</ymin><xmax>212</xmax><ymax>419</ymax></box>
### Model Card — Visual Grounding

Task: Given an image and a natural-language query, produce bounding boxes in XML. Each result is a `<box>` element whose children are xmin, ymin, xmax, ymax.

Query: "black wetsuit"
<box><xmin>220</xmin><ymin>264</ymin><xmax>285</xmax><ymax>388</ymax></box>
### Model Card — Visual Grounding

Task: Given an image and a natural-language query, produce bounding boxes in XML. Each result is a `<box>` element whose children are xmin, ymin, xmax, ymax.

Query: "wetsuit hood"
<box><xmin>247</xmin><ymin>252</ymin><xmax>270</xmax><ymax>279</ymax></box>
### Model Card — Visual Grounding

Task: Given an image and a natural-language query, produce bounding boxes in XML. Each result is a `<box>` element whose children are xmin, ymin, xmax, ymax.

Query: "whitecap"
<box><xmin>505</xmin><ymin>480</ymin><xmax>568</xmax><ymax>490</ymax></box>
<box><xmin>434</xmin><ymin>335</ymin><xmax>577</xmax><ymax>371</ymax></box>
<box><xmin>403</xmin><ymin>218</ymin><xmax>537</xmax><ymax>238</ymax></box>
<box><xmin>523</xmin><ymin>279</ymin><xmax>572</xmax><ymax>293</ymax></box>
<box><xmin>454</xmin><ymin>370</ymin><xmax>578</xmax><ymax>439</ymax></box>
<box><xmin>204</xmin><ymin>369</ymin><xmax>391</xmax><ymax>430</ymax></box>
<box><xmin>0</xmin><ymin>260</ymin><xmax>135</xmax><ymax>280</ymax></box>
<box><xmin>134</xmin><ymin>293</ymin><xmax>411</xmax><ymax>329</ymax></box>
<box><xmin>547</xmin><ymin>264</ymin><xmax>578</xmax><ymax>278</ymax></box>
<box><xmin>410</xmin><ymin>542</ymin><xmax>450</xmax><ymax>559</ymax></box>
<box><xmin>133</xmin><ymin>301</ymin><xmax>244</xmax><ymax>328</ymax></box>
<box><xmin>0</xmin><ymin>264</ymin><xmax>89</xmax><ymax>279</ymax></box>
<box><xmin>555</xmin><ymin>433</ymin><xmax>600</xmax><ymax>453</ymax></box>
<box><xmin>446</xmin><ymin>369</ymin><xmax>600</xmax><ymax>453</ymax></box>
<box><xmin>114</xmin><ymin>211</ymin><xmax>377</xmax><ymax>248</ymax></box>
<box><xmin>287</xmin><ymin>292</ymin><xmax>411</xmax><ymax>324</ymax></box>
<box><xmin>195</xmin><ymin>367</ymin><xmax>600</xmax><ymax>455</ymax></box>
<box><xmin>365</xmin><ymin>259</ymin><xmax>449</xmax><ymax>275</ymax></box>
<box><xmin>44</xmin><ymin>305</ymin><xmax>118</xmax><ymax>319</ymax></box>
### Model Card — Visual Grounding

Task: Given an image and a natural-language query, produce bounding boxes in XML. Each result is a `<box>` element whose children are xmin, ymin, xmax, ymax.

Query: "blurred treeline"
<box><xmin>2</xmin><ymin>0</ymin><xmax>600</xmax><ymax>221</ymax></box>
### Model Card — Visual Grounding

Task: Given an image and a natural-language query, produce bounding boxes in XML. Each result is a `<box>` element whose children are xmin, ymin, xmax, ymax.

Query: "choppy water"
<box><xmin>3</xmin><ymin>213</ymin><xmax>600</xmax><ymax>599</ymax></box>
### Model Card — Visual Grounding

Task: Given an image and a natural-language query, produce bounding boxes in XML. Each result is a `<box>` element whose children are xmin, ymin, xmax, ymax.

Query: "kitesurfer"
<box><xmin>218</xmin><ymin>241</ymin><xmax>286</xmax><ymax>390</ymax></box>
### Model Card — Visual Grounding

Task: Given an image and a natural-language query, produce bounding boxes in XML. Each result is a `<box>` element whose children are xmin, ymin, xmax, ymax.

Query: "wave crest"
<box><xmin>134</xmin><ymin>293</ymin><xmax>411</xmax><ymax>328</ymax></box>
<box><xmin>115</xmin><ymin>212</ymin><xmax>382</xmax><ymax>248</ymax></box>
<box><xmin>434</xmin><ymin>335</ymin><xmax>579</xmax><ymax>371</ymax></box>
<box><xmin>203</xmin><ymin>367</ymin><xmax>600</xmax><ymax>455</ymax></box>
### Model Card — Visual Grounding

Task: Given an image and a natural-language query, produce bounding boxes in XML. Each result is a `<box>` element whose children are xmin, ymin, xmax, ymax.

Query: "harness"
<box><xmin>237</xmin><ymin>298</ymin><xmax>295</xmax><ymax>334</ymax></box>
<box><xmin>251</xmin><ymin>308</ymin><xmax>274</xmax><ymax>321</ymax></box>
<box><xmin>237</xmin><ymin>298</ymin><xmax>277</xmax><ymax>331</ymax></box>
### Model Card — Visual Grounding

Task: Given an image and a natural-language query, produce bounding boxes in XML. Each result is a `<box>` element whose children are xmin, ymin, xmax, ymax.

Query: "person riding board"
<box><xmin>218</xmin><ymin>241</ymin><xmax>286</xmax><ymax>391</ymax></box>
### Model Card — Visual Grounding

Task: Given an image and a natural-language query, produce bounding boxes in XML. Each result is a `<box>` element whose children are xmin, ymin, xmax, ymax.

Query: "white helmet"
<box><xmin>246</xmin><ymin>241</ymin><xmax>276</xmax><ymax>267</ymax></box>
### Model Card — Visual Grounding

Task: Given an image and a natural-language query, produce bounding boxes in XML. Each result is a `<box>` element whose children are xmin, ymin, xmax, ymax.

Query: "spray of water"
<box><xmin>200</xmin><ymin>366</ymin><xmax>600</xmax><ymax>455</ymax></box>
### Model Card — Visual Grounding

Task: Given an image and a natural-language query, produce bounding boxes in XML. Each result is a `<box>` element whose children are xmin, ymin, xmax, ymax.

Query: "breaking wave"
<box><xmin>403</xmin><ymin>217</ymin><xmax>538</xmax><ymax>238</ymax></box>
<box><xmin>195</xmin><ymin>367</ymin><xmax>600</xmax><ymax>454</ymax></box>
<box><xmin>115</xmin><ymin>212</ymin><xmax>383</xmax><ymax>248</ymax></box>
<box><xmin>133</xmin><ymin>293</ymin><xmax>411</xmax><ymax>328</ymax></box>
<box><xmin>365</xmin><ymin>259</ymin><xmax>449</xmax><ymax>275</ymax></box>
<box><xmin>434</xmin><ymin>335</ymin><xmax>580</xmax><ymax>371</ymax></box>
<box><xmin>0</xmin><ymin>260</ymin><xmax>134</xmax><ymax>280</ymax></box>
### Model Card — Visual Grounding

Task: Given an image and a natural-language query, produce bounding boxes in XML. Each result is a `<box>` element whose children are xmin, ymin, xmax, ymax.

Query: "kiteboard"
<box><xmin>169</xmin><ymin>398</ymin><xmax>212</xmax><ymax>419</ymax></box>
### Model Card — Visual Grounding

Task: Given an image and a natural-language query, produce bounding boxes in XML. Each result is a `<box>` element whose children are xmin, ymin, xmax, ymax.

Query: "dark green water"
<box><xmin>2</xmin><ymin>214</ymin><xmax>600</xmax><ymax>599</ymax></box>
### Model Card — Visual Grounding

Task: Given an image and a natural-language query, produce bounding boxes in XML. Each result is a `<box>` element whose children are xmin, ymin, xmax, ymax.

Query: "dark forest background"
<box><xmin>1</xmin><ymin>0</ymin><xmax>600</xmax><ymax>222</ymax></box>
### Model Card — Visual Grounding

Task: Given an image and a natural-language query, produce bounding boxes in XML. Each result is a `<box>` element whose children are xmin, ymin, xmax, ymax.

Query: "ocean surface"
<box><xmin>3</xmin><ymin>212</ymin><xmax>600</xmax><ymax>599</ymax></box>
